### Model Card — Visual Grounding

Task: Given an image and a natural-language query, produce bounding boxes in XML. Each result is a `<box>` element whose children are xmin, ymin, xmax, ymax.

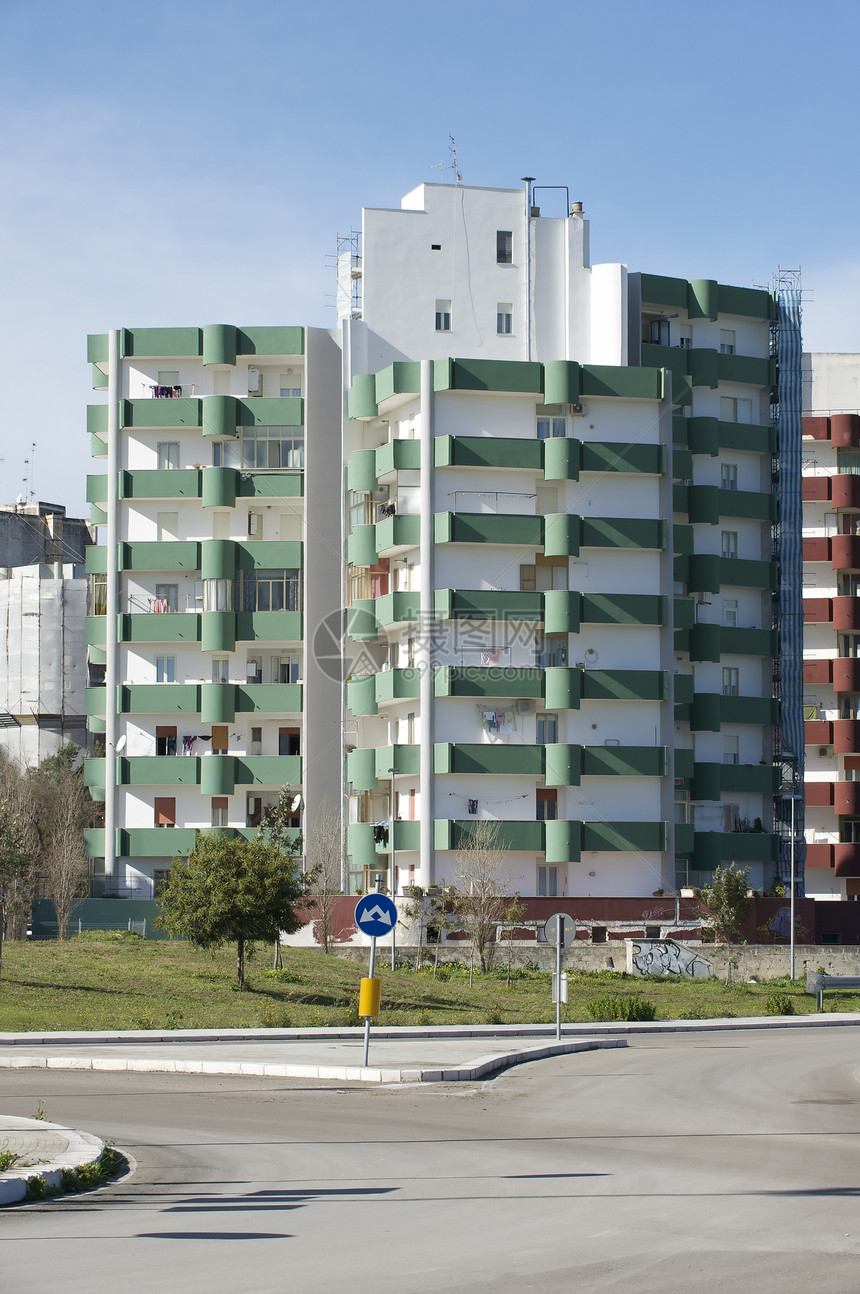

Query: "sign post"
<box><xmin>543</xmin><ymin>912</ymin><xmax>576</xmax><ymax>1041</ymax></box>
<box><xmin>354</xmin><ymin>894</ymin><xmax>398</xmax><ymax>1066</ymax></box>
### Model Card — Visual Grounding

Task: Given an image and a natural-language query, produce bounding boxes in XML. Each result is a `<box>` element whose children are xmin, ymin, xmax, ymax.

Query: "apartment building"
<box><xmin>340</xmin><ymin>182</ymin><xmax>801</xmax><ymax>899</ymax></box>
<box><xmin>801</xmin><ymin>353</ymin><xmax>860</xmax><ymax>900</ymax></box>
<box><xmin>84</xmin><ymin>179</ymin><xmax>801</xmax><ymax>902</ymax></box>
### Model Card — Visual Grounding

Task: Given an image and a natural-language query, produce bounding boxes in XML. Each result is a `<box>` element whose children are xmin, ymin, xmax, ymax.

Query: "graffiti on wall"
<box><xmin>628</xmin><ymin>939</ymin><xmax>713</xmax><ymax>979</ymax></box>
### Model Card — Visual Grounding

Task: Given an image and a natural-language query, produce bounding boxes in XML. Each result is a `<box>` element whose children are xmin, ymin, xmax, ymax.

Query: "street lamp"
<box><xmin>388</xmin><ymin>767</ymin><xmax>399</xmax><ymax>971</ymax></box>
<box><xmin>781</xmin><ymin>786</ymin><xmax>802</xmax><ymax>980</ymax></box>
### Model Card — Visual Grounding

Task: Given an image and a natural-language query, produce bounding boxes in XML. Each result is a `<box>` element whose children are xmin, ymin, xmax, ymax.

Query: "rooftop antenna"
<box><xmin>429</xmin><ymin>159</ymin><xmax>445</xmax><ymax>183</ymax></box>
<box><xmin>449</xmin><ymin>135</ymin><xmax>462</xmax><ymax>185</ymax></box>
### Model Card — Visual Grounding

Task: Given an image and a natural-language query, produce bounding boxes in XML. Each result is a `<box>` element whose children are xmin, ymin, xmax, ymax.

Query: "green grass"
<box><xmin>0</xmin><ymin>937</ymin><xmax>852</xmax><ymax>1031</ymax></box>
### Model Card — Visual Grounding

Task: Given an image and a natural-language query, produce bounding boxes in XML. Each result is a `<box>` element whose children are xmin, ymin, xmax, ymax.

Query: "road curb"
<box><xmin>0</xmin><ymin>1117</ymin><xmax>105</xmax><ymax>1206</ymax></box>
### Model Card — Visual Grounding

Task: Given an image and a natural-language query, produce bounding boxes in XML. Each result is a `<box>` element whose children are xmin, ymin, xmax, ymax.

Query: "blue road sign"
<box><xmin>354</xmin><ymin>893</ymin><xmax>398</xmax><ymax>938</ymax></box>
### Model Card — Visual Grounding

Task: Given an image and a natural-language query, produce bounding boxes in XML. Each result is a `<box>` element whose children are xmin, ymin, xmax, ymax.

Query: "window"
<box><xmin>157</xmin><ymin>512</ymin><xmax>179</xmax><ymax>542</ymax></box>
<box><xmin>496</xmin><ymin>230</ymin><xmax>513</xmax><ymax>264</ymax></box>
<box><xmin>721</xmin><ymin>530</ymin><xmax>738</xmax><ymax>559</ymax></box>
<box><xmin>236</xmin><ymin>568</ymin><xmax>301</xmax><ymax>612</ymax></box>
<box><xmin>247</xmin><ymin>367</ymin><xmax>263</xmax><ymax>397</ymax></box>
<box><xmin>536</xmin><ymin>405</ymin><xmax>566</xmax><ymax>440</ymax></box>
<box><xmin>217</xmin><ymin>426</ymin><xmax>304</xmax><ymax>470</ymax></box>
<box><xmin>537</xmin><ymin>713</ymin><xmax>558</xmax><ymax>744</ymax></box>
<box><xmin>720</xmin><ymin>463</ymin><xmax>738</xmax><ymax>492</ymax></box>
<box><xmin>435</xmin><ymin>299</ymin><xmax>451</xmax><ymax>332</ymax></box>
<box><xmin>675</xmin><ymin>790</ymin><xmax>693</xmax><ymax>825</ymax></box>
<box><xmin>719</xmin><ymin>329</ymin><xmax>736</xmax><ymax>355</ymax></box>
<box><xmin>155</xmin><ymin>583</ymin><xmax>178</xmax><ymax>613</ymax></box>
<box><xmin>250</xmin><ymin>726</ymin><xmax>262</xmax><ymax>755</ymax></box>
<box><xmin>157</xmin><ymin>442</ymin><xmax>179</xmax><ymax>470</ymax></box>
<box><xmin>212</xmin><ymin>725</ymin><xmax>229</xmax><ymax>755</ymax></box>
<box><xmin>156</xmin><ymin>726</ymin><xmax>177</xmax><ymax>757</ymax></box>
<box><xmin>154</xmin><ymin>869</ymin><xmax>170</xmax><ymax>896</ymax></box>
<box><xmin>279</xmin><ymin>727</ymin><xmax>300</xmax><ymax>756</ymax></box>
<box><xmin>840</xmin><ymin>696</ymin><xmax>860</xmax><ymax>720</ymax></box>
<box><xmin>247</xmin><ymin>796</ymin><xmax>262</xmax><ymax>827</ymax></box>
<box><xmin>647</xmin><ymin>318</ymin><xmax>670</xmax><ymax>346</ymax></box>
<box><xmin>837</xmin><ymin>450</ymin><xmax>860</xmax><ymax>476</ymax></box>
<box><xmin>839</xmin><ymin>635</ymin><xmax>860</xmax><ymax>659</ymax></box>
<box><xmin>722</xmin><ymin>667</ymin><xmax>739</xmax><ymax>697</ymax></box>
<box><xmin>248</xmin><ymin>510</ymin><xmax>263</xmax><ymax>538</ymax></box>
<box><xmin>212</xmin><ymin>658</ymin><xmax>229</xmax><ymax>684</ymax></box>
<box><xmin>535</xmin><ymin>636</ymin><xmax>568</xmax><ymax>668</ymax></box>
<box><xmin>722</xmin><ymin>599</ymin><xmax>738</xmax><ymax>628</ymax></box>
<box><xmin>154</xmin><ymin>797</ymin><xmax>176</xmax><ymax>828</ymax></box>
<box><xmin>722</xmin><ymin>803</ymin><xmax>740</xmax><ymax>832</ymax></box>
<box><xmin>536</xmin><ymin>788</ymin><xmax>558</xmax><ymax>822</ymax></box>
<box><xmin>678</xmin><ymin>326</ymin><xmax>692</xmax><ymax>350</ymax></box>
<box><xmin>156</xmin><ymin>656</ymin><xmax>175</xmax><ymax>683</ymax></box>
<box><xmin>591</xmin><ymin>926</ymin><xmax>607</xmax><ymax>944</ymax></box>
<box><xmin>273</xmin><ymin>655</ymin><xmax>300</xmax><ymax>683</ymax></box>
<box><xmin>720</xmin><ymin>397</ymin><xmax>752</xmax><ymax>424</ymax></box>
<box><xmin>202</xmin><ymin>578</ymin><xmax>233</xmax><ymax>612</ymax></box>
<box><xmin>89</xmin><ymin>573</ymin><xmax>107</xmax><ymax>616</ymax></box>
<box><xmin>211</xmin><ymin>797</ymin><xmax>228</xmax><ymax>827</ymax></box>
<box><xmin>723</xmin><ymin>735</ymin><xmax>739</xmax><ymax>766</ymax></box>
<box><xmin>279</xmin><ymin>374</ymin><xmax>302</xmax><ymax>398</ymax></box>
<box><xmin>87</xmin><ymin>662</ymin><xmax>106</xmax><ymax>688</ymax></box>
<box><xmin>497</xmin><ymin>303</ymin><xmax>513</xmax><ymax>335</ymax></box>
<box><xmin>521</xmin><ymin>560</ymin><xmax>568</xmax><ymax>592</ymax></box>
<box><xmin>537</xmin><ymin>865</ymin><xmax>558</xmax><ymax>898</ymax></box>
<box><xmin>407</xmin><ymin>712</ymin><xmax>416</xmax><ymax>744</ymax></box>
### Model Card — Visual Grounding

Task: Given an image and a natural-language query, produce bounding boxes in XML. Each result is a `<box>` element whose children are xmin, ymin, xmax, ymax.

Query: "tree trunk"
<box><xmin>237</xmin><ymin>937</ymin><xmax>245</xmax><ymax>988</ymax></box>
<box><xmin>273</xmin><ymin>938</ymin><xmax>282</xmax><ymax>970</ymax></box>
<box><xmin>0</xmin><ymin>900</ymin><xmax>4</xmax><ymax>981</ymax></box>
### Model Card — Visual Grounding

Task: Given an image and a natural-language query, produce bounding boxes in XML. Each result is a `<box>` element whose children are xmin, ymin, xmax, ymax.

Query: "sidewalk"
<box><xmin>1</xmin><ymin>1013</ymin><xmax>857</xmax><ymax>1085</ymax></box>
<box><xmin>0</xmin><ymin>1116</ymin><xmax>105</xmax><ymax>1206</ymax></box>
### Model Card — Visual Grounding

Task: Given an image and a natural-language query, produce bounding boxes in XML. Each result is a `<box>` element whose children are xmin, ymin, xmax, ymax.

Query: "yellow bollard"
<box><xmin>359</xmin><ymin>976</ymin><xmax>381</xmax><ymax>1018</ymax></box>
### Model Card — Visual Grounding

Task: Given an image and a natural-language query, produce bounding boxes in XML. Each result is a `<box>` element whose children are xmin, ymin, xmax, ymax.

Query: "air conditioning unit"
<box><xmin>568</xmin><ymin>402</ymin><xmax>585</xmax><ymax>416</ymax></box>
<box><xmin>819</xmin><ymin>746</ymin><xmax>830</xmax><ymax>757</ymax></box>
<box><xmin>517</xmin><ymin>700</ymin><xmax>534</xmax><ymax>714</ymax></box>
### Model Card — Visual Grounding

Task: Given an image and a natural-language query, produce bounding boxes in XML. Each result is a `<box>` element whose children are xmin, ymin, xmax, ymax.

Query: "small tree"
<box><xmin>158</xmin><ymin>833</ymin><xmax>306</xmax><ymax>987</ymax></box>
<box><xmin>260</xmin><ymin>785</ymin><xmax>304</xmax><ymax>966</ymax></box>
<box><xmin>698</xmin><ymin>862</ymin><xmax>753</xmax><ymax>944</ymax></box>
<box><xmin>0</xmin><ymin>752</ymin><xmax>36</xmax><ymax>976</ymax></box>
<box><xmin>28</xmin><ymin>744</ymin><xmax>91</xmax><ymax>940</ymax></box>
<box><xmin>444</xmin><ymin>820</ymin><xmax>518</xmax><ymax>972</ymax></box>
<box><xmin>304</xmin><ymin>798</ymin><xmax>344</xmax><ymax>954</ymax></box>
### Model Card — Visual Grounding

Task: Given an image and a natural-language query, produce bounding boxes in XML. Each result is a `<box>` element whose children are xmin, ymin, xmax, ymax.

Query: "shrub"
<box><xmin>258</xmin><ymin>1004</ymin><xmax>293</xmax><ymax>1029</ymax></box>
<box><xmin>0</xmin><ymin>1147</ymin><xmax>21</xmax><ymax>1171</ymax></box>
<box><xmin>765</xmin><ymin>992</ymin><xmax>795</xmax><ymax>1016</ymax></box>
<box><xmin>484</xmin><ymin>1009</ymin><xmax>504</xmax><ymax>1025</ymax></box>
<box><xmin>586</xmin><ymin>994</ymin><xmax>657</xmax><ymax>1022</ymax></box>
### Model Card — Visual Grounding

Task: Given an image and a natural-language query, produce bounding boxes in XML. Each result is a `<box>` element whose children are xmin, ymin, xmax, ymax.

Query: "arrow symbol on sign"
<box><xmin>364</xmin><ymin>905</ymin><xmax>394</xmax><ymax>926</ymax></box>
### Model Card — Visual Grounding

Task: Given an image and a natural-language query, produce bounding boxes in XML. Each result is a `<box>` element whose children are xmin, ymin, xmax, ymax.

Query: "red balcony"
<box><xmin>833</xmin><ymin>597</ymin><xmax>860</xmax><ymax>631</ymax></box>
<box><xmin>805</xmin><ymin>842</ymin><xmax>835</xmax><ymax>869</ymax></box>
<box><xmin>805</xmin><ymin>719</ymin><xmax>833</xmax><ymax>746</ymax></box>
<box><xmin>835</xmin><ymin>781</ymin><xmax>860</xmax><ymax>816</ymax></box>
<box><xmin>831</xmin><ymin>535</ymin><xmax>860</xmax><ymax>570</ymax></box>
<box><xmin>832</xmin><ymin>475</ymin><xmax>860</xmax><ymax>510</ymax></box>
<box><xmin>803</xmin><ymin>416</ymin><xmax>831</xmax><ymax>441</ymax></box>
<box><xmin>806</xmin><ymin>780</ymin><xmax>835</xmax><ymax>807</ymax></box>
<box><xmin>804</xmin><ymin>658</ymin><xmax>833</xmax><ymax>685</ymax></box>
<box><xmin>804</xmin><ymin>598</ymin><xmax>833</xmax><ymax>624</ymax></box>
<box><xmin>833</xmin><ymin>658</ymin><xmax>860</xmax><ymax>692</ymax></box>
<box><xmin>830</xmin><ymin>415</ymin><xmax>860</xmax><ymax>448</ymax></box>
<box><xmin>834</xmin><ymin>842</ymin><xmax>860</xmax><ymax>877</ymax></box>
<box><xmin>802</xmin><ymin>476</ymin><xmax>832</xmax><ymax>502</ymax></box>
<box><xmin>803</xmin><ymin>536</ymin><xmax>832</xmax><ymax>562</ymax></box>
<box><xmin>833</xmin><ymin>719</ymin><xmax>860</xmax><ymax>753</ymax></box>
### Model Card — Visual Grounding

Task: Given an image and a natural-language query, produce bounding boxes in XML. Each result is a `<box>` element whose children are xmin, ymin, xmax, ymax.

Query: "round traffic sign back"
<box><xmin>543</xmin><ymin>912</ymin><xmax>576</xmax><ymax>946</ymax></box>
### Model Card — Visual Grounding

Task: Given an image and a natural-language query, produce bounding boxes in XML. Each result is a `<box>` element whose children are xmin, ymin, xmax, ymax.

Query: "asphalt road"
<box><xmin>1</xmin><ymin>1029</ymin><xmax>858</xmax><ymax>1293</ymax></box>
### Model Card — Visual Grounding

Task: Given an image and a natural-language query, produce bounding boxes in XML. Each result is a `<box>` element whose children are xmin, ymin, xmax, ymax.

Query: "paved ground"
<box><xmin>1</xmin><ymin>1026</ymin><xmax>858</xmax><ymax>1293</ymax></box>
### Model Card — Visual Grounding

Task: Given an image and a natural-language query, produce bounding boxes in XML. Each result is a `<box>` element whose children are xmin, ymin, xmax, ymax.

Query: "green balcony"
<box><xmin>119</xmin><ymin>614</ymin><xmax>201</xmax><ymax>643</ymax></box>
<box><xmin>119</xmin><ymin>684</ymin><xmax>200</xmax><ymax>714</ymax></box>
<box><xmin>238</xmin><ymin>541</ymin><xmax>303</xmax><ymax>570</ymax></box>
<box><xmin>434</xmin><ymin>819</ymin><xmax>545</xmax><ymax>852</ymax></box>
<box><xmin>684</xmin><ymin>693</ymin><xmax>779</xmax><ymax>730</ymax></box>
<box><xmin>119</xmin><ymin>756</ymin><xmax>202</xmax><ymax>786</ymax></box>
<box><xmin>581</xmin><ymin>517</ymin><xmax>666</xmax><ymax>551</ymax></box>
<box><xmin>692</xmin><ymin>831</ymin><xmax>778</xmax><ymax>870</ymax></box>
<box><xmin>581</xmin><ymin>670</ymin><xmax>667</xmax><ymax>703</ymax></box>
<box><xmin>435</xmin><ymin>513</ymin><xmax>543</xmax><ymax>547</ymax></box>
<box><xmin>580</xmin><ymin>442</ymin><xmax>665</xmax><ymax>476</ymax></box>
<box><xmin>581</xmin><ymin>593</ymin><xmax>666</xmax><ymax>626</ymax></box>
<box><xmin>347</xmin><ymin>820</ymin><xmax>420</xmax><ymax>866</ymax></box>
<box><xmin>235</xmin><ymin>683</ymin><xmax>303</xmax><ymax>713</ymax></box>
<box><xmin>85</xmin><ymin>688</ymin><xmax>106</xmax><ymax>717</ymax></box>
<box><xmin>122</xmin><ymin>469</ymin><xmax>202</xmax><ymax>500</ymax></box>
<box><xmin>434</xmin><ymin>666</ymin><xmax>544</xmax><ymax>699</ymax></box>
<box><xmin>434</xmin><ymin>743</ymin><xmax>545</xmax><ymax>777</ymax></box>
<box><xmin>371</xmin><ymin>592</ymin><xmax>421</xmax><ymax>626</ymax></box>
<box><xmin>582</xmin><ymin>746</ymin><xmax>668</xmax><ymax>777</ymax></box>
<box><xmin>434</xmin><ymin>435</ymin><xmax>543</xmax><ymax>471</ymax></box>
<box><xmin>582</xmin><ymin>821</ymin><xmax>668</xmax><ymax>852</ymax></box>
<box><xmin>120</xmin><ymin>541</ymin><xmax>200</xmax><ymax>572</ymax></box>
<box><xmin>686</xmin><ymin>485</ymin><xmax>776</xmax><ymax>525</ymax></box>
<box><xmin>544</xmin><ymin>819</ymin><xmax>581</xmax><ymax>864</ymax></box>
<box><xmin>236</xmin><ymin>470</ymin><xmax>303</xmax><ymax>499</ymax></box>
<box><xmin>85</xmin><ymin>616</ymin><xmax>106</xmax><ymax>646</ymax></box>
<box><xmin>120</xmin><ymin>397</ymin><xmax>202</xmax><ymax>429</ymax></box>
<box><xmin>434</xmin><ymin>590</ymin><xmax>543</xmax><ymax>622</ymax></box>
<box><xmin>376</xmin><ymin>514</ymin><xmax>420</xmax><ymax>554</ymax></box>
<box><xmin>235</xmin><ymin>755</ymin><xmax>302</xmax><ymax>786</ymax></box>
<box><xmin>374</xmin><ymin>668</ymin><xmax>420</xmax><ymax>705</ymax></box>
<box><xmin>346</xmin><ymin>744</ymin><xmax>419</xmax><ymax>791</ymax></box>
<box><xmin>691</xmin><ymin>762</ymin><xmax>780</xmax><ymax>801</ymax></box>
<box><xmin>235</xmin><ymin>611</ymin><xmax>303</xmax><ymax>642</ymax></box>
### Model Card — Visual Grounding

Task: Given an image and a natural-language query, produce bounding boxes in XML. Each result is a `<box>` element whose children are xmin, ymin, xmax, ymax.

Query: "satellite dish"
<box><xmin>290</xmin><ymin>794</ymin><xmax>302</xmax><ymax>812</ymax></box>
<box><xmin>584</xmin><ymin>649</ymin><xmax>599</xmax><ymax>665</ymax></box>
<box><xmin>115</xmin><ymin>735</ymin><xmax>127</xmax><ymax>753</ymax></box>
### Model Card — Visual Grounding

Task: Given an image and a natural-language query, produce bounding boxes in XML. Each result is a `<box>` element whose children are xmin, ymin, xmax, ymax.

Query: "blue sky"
<box><xmin>2</xmin><ymin>0</ymin><xmax>858</xmax><ymax>514</ymax></box>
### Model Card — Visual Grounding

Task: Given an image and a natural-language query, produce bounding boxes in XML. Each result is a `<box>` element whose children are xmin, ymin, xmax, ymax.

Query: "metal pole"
<box><xmin>790</xmin><ymin>794</ymin><xmax>796</xmax><ymax>980</ymax></box>
<box><xmin>363</xmin><ymin>933</ymin><xmax>377</xmax><ymax>1067</ymax></box>
<box><xmin>103</xmin><ymin>328</ymin><xmax>121</xmax><ymax>884</ymax></box>
<box><xmin>391</xmin><ymin>923</ymin><xmax>396</xmax><ymax>972</ymax></box>
<box><xmin>556</xmin><ymin>929</ymin><xmax>563</xmax><ymax>1042</ymax></box>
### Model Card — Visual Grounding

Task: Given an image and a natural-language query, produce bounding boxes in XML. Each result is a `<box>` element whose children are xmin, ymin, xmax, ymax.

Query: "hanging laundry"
<box><xmin>468</xmin><ymin>799</ymin><xmax>478</xmax><ymax>815</ymax></box>
<box><xmin>480</xmin><ymin>648</ymin><xmax>499</xmax><ymax>666</ymax></box>
<box><xmin>373</xmin><ymin>824</ymin><xmax>389</xmax><ymax>846</ymax></box>
<box><xmin>182</xmin><ymin>735</ymin><xmax>195</xmax><ymax>755</ymax></box>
